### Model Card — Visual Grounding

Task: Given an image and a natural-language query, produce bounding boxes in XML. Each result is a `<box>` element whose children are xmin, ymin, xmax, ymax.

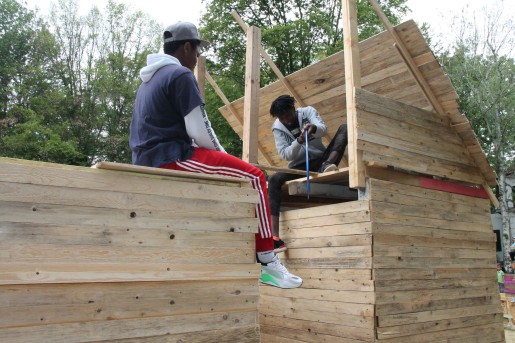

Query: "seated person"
<box><xmin>267</xmin><ymin>94</ymin><xmax>348</xmax><ymax>252</ymax></box>
<box><xmin>130</xmin><ymin>23</ymin><xmax>302</xmax><ymax>289</ymax></box>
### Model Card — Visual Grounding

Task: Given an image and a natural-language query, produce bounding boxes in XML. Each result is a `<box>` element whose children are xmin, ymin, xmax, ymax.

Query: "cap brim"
<box><xmin>199</xmin><ymin>40</ymin><xmax>210</xmax><ymax>48</ymax></box>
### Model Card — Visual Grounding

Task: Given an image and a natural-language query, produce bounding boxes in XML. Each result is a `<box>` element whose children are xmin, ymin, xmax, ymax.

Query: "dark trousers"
<box><xmin>268</xmin><ymin>124</ymin><xmax>348</xmax><ymax>216</ymax></box>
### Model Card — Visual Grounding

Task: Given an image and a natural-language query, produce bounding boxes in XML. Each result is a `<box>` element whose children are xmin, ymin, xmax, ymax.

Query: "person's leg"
<box><xmin>161</xmin><ymin>148</ymin><xmax>273</xmax><ymax>252</ymax></box>
<box><xmin>320</xmin><ymin>124</ymin><xmax>348</xmax><ymax>167</ymax></box>
<box><xmin>161</xmin><ymin>148</ymin><xmax>302</xmax><ymax>288</ymax></box>
<box><xmin>268</xmin><ymin>172</ymin><xmax>302</xmax><ymax>236</ymax></box>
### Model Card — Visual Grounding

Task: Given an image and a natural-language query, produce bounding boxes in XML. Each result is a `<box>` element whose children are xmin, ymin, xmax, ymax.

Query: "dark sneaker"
<box><xmin>273</xmin><ymin>236</ymin><xmax>287</xmax><ymax>253</ymax></box>
<box><xmin>260</xmin><ymin>258</ymin><xmax>302</xmax><ymax>289</ymax></box>
<box><xmin>319</xmin><ymin>162</ymin><xmax>337</xmax><ymax>173</ymax></box>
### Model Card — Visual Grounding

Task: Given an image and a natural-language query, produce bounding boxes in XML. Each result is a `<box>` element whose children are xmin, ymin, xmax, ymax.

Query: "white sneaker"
<box><xmin>260</xmin><ymin>258</ymin><xmax>302</xmax><ymax>289</ymax></box>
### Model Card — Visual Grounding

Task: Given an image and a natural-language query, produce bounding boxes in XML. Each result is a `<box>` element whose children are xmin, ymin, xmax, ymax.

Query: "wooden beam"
<box><xmin>482</xmin><ymin>182</ymin><xmax>500</xmax><ymax>208</ymax></box>
<box><xmin>205</xmin><ymin>71</ymin><xmax>274</xmax><ymax>165</ymax></box>
<box><xmin>242</xmin><ymin>26</ymin><xmax>260</xmax><ymax>164</ymax></box>
<box><xmin>343</xmin><ymin>0</ymin><xmax>365</xmax><ymax>188</ymax></box>
<box><xmin>285</xmin><ymin>167</ymin><xmax>350</xmax><ymax>185</ymax></box>
<box><xmin>195</xmin><ymin>55</ymin><xmax>206</xmax><ymax>99</ymax></box>
<box><xmin>94</xmin><ymin>162</ymin><xmax>249</xmax><ymax>184</ymax></box>
<box><xmin>288</xmin><ymin>182</ymin><xmax>358</xmax><ymax>199</ymax></box>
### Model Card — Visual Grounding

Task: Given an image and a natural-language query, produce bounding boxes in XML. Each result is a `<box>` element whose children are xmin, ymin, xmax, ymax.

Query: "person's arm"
<box><xmin>302</xmin><ymin>106</ymin><xmax>327</xmax><ymax>138</ymax></box>
<box><xmin>184</xmin><ymin>104</ymin><xmax>226</xmax><ymax>153</ymax></box>
<box><xmin>273</xmin><ymin>128</ymin><xmax>303</xmax><ymax>162</ymax></box>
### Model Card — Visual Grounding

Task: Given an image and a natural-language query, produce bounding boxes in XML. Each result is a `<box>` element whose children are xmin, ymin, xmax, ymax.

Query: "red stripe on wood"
<box><xmin>418</xmin><ymin>177</ymin><xmax>489</xmax><ymax>199</ymax></box>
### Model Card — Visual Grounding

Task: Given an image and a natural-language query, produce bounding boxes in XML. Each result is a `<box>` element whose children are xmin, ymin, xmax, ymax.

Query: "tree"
<box><xmin>47</xmin><ymin>0</ymin><xmax>161</xmax><ymax>165</ymax></box>
<box><xmin>437</xmin><ymin>1</ymin><xmax>515</xmax><ymax>270</ymax></box>
<box><xmin>0</xmin><ymin>0</ymin><xmax>81</xmax><ymax>163</ymax></box>
<box><xmin>198</xmin><ymin>0</ymin><xmax>408</xmax><ymax>157</ymax></box>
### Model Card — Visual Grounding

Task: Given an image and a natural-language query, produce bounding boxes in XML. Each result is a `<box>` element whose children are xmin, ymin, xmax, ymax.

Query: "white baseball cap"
<box><xmin>163</xmin><ymin>22</ymin><xmax>210</xmax><ymax>48</ymax></box>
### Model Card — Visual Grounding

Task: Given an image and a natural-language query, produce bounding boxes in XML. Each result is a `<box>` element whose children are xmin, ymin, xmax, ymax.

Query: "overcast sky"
<box><xmin>23</xmin><ymin>0</ymin><xmax>514</xmax><ymax>50</ymax></box>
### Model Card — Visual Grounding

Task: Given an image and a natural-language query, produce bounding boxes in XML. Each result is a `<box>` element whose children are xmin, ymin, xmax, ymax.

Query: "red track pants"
<box><xmin>161</xmin><ymin>148</ymin><xmax>274</xmax><ymax>253</ymax></box>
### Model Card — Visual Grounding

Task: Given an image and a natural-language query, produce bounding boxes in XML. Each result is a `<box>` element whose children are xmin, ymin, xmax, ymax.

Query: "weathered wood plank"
<box><xmin>259</xmin><ymin>314</ymin><xmax>375</xmax><ymax>341</ymax></box>
<box><xmin>375</xmin><ymin>285</ymin><xmax>496</xmax><ymax>304</ymax></box>
<box><xmin>371</xmin><ymin>212</ymin><xmax>493</xmax><ymax>233</ymax></box>
<box><xmin>260</xmin><ymin>324</ymin><xmax>367</xmax><ymax>343</ymax></box>
<box><xmin>0</xmin><ymin>280</ymin><xmax>258</xmax><ymax>328</ymax></box>
<box><xmin>0</xmin><ymin>243</ymin><xmax>255</xmax><ymax>264</ymax></box>
<box><xmin>0</xmin><ymin>262</ymin><xmax>260</xmax><ymax>285</ymax></box>
<box><xmin>0</xmin><ymin>222</ymin><xmax>255</xmax><ymax>246</ymax></box>
<box><xmin>377</xmin><ymin>322</ymin><xmax>504</xmax><ymax>343</ymax></box>
<box><xmin>0</xmin><ymin>311</ymin><xmax>258</xmax><ymax>343</ymax></box>
<box><xmin>373</xmin><ymin>256</ymin><xmax>495</xmax><ymax>269</ymax></box>
<box><xmin>284</xmin><ymin>234</ymin><xmax>372</xmax><ymax>249</ymax></box>
<box><xmin>373</xmin><ymin>267</ymin><xmax>494</xmax><ymax>281</ymax></box>
<box><xmin>370</xmin><ymin>178</ymin><xmax>490</xmax><ymax>208</ymax></box>
<box><xmin>375</xmin><ymin>313</ymin><xmax>503</xmax><ymax>340</ymax></box>
<box><xmin>0</xmin><ymin>200</ymin><xmax>256</xmax><ymax>229</ymax></box>
<box><xmin>0</xmin><ymin>181</ymin><xmax>257</xmax><ymax>213</ymax></box>
<box><xmin>374</xmin><ymin>245</ymin><xmax>495</xmax><ymax>260</ymax></box>
<box><xmin>376</xmin><ymin>295</ymin><xmax>498</xmax><ymax>316</ymax></box>
<box><xmin>282</xmin><ymin>222</ymin><xmax>372</xmax><ymax>239</ymax></box>
<box><xmin>0</xmin><ymin>160</ymin><xmax>258</xmax><ymax>203</ymax></box>
<box><xmin>260</xmin><ymin>295</ymin><xmax>374</xmax><ymax>328</ymax></box>
<box><xmin>361</xmin><ymin>143</ymin><xmax>485</xmax><ymax>184</ymax></box>
<box><xmin>371</xmin><ymin>201</ymin><xmax>491</xmax><ymax>225</ymax></box>
<box><xmin>260</xmin><ymin>286</ymin><xmax>374</xmax><ymax>304</ymax></box>
<box><xmin>377</xmin><ymin>304</ymin><xmax>502</xmax><ymax>327</ymax></box>
<box><xmin>110</xmin><ymin>326</ymin><xmax>260</xmax><ymax>343</ymax></box>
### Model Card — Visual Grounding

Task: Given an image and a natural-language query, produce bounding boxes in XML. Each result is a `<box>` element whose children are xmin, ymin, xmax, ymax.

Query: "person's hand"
<box><xmin>296</xmin><ymin>132</ymin><xmax>305</xmax><ymax>144</ymax></box>
<box><xmin>297</xmin><ymin>124</ymin><xmax>317</xmax><ymax>144</ymax></box>
<box><xmin>304</xmin><ymin>124</ymin><xmax>317</xmax><ymax>136</ymax></box>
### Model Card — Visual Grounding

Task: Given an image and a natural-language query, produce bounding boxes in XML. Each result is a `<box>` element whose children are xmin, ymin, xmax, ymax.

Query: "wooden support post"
<box><xmin>482</xmin><ymin>182</ymin><xmax>500</xmax><ymax>208</ymax></box>
<box><xmin>205</xmin><ymin>71</ymin><xmax>274</xmax><ymax>165</ymax></box>
<box><xmin>195</xmin><ymin>55</ymin><xmax>206</xmax><ymax>99</ymax></box>
<box><xmin>343</xmin><ymin>0</ymin><xmax>365</xmax><ymax>188</ymax></box>
<box><xmin>242</xmin><ymin>26</ymin><xmax>260</xmax><ymax>164</ymax></box>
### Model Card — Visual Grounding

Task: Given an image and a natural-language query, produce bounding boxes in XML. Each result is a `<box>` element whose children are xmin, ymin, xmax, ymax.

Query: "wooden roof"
<box><xmin>218</xmin><ymin>20</ymin><xmax>497</xmax><ymax>186</ymax></box>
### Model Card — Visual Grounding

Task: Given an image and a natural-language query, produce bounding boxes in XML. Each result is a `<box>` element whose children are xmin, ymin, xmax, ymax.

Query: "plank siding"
<box><xmin>370</xmin><ymin>177</ymin><xmax>505</xmax><ymax>342</ymax></box>
<box><xmin>217</xmin><ymin>20</ymin><xmax>495</xmax><ymax>186</ymax></box>
<box><xmin>0</xmin><ymin>158</ymin><xmax>261</xmax><ymax>342</ymax></box>
<box><xmin>259</xmin><ymin>201</ymin><xmax>376</xmax><ymax>342</ymax></box>
<box><xmin>355</xmin><ymin>88</ymin><xmax>485</xmax><ymax>184</ymax></box>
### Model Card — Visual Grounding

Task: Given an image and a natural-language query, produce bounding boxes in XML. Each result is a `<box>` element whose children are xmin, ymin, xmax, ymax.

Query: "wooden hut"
<box><xmin>0</xmin><ymin>1</ymin><xmax>504</xmax><ymax>342</ymax></box>
<box><xmin>213</xmin><ymin>1</ymin><xmax>504</xmax><ymax>342</ymax></box>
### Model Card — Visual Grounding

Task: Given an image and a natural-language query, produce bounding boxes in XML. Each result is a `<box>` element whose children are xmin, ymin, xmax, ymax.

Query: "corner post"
<box><xmin>343</xmin><ymin>0</ymin><xmax>365</xmax><ymax>188</ymax></box>
<box><xmin>242</xmin><ymin>26</ymin><xmax>261</xmax><ymax>163</ymax></box>
<box><xmin>195</xmin><ymin>55</ymin><xmax>206</xmax><ymax>99</ymax></box>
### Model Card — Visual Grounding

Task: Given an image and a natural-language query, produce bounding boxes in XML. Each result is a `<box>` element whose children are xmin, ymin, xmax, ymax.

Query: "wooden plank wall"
<box><xmin>217</xmin><ymin>19</ymin><xmax>495</xmax><ymax>186</ymax></box>
<box><xmin>355</xmin><ymin>88</ymin><xmax>485</xmax><ymax>185</ymax></box>
<box><xmin>259</xmin><ymin>200</ymin><xmax>376</xmax><ymax>342</ymax></box>
<box><xmin>370</xmin><ymin>176</ymin><xmax>505</xmax><ymax>343</ymax></box>
<box><xmin>0</xmin><ymin>159</ymin><xmax>261</xmax><ymax>343</ymax></box>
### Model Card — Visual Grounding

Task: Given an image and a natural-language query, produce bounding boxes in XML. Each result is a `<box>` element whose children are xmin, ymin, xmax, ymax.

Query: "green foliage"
<box><xmin>436</xmin><ymin>6</ymin><xmax>515</xmax><ymax>178</ymax></box>
<box><xmin>199</xmin><ymin>0</ymin><xmax>408</xmax><ymax>157</ymax></box>
<box><xmin>2</xmin><ymin>107</ymin><xmax>85</xmax><ymax>164</ymax></box>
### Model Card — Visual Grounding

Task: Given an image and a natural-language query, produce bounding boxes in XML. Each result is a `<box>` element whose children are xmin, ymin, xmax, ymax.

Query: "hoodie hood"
<box><xmin>140</xmin><ymin>53</ymin><xmax>181</xmax><ymax>83</ymax></box>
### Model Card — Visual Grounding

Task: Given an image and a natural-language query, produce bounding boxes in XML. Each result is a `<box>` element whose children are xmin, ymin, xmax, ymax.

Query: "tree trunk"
<box><xmin>500</xmin><ymin>168</ymin><xmax>512</xmax><ymax>272</ymax></box>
